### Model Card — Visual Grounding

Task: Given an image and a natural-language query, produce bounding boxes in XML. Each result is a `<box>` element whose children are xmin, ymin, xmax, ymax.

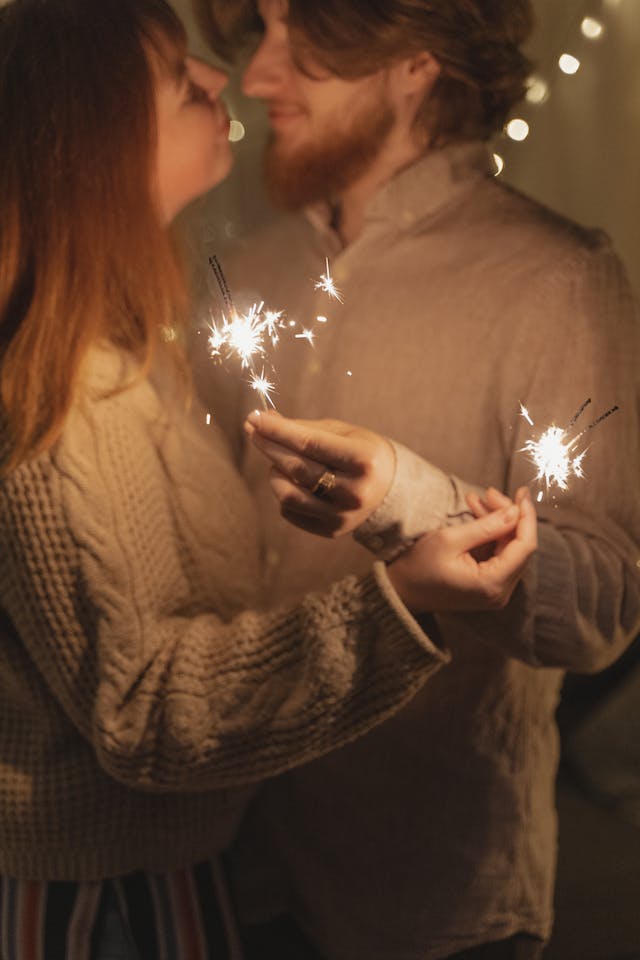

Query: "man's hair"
<box><xmin>198</xmin><ymin>0</ymin><xmax>534</xmax><ymax>142</ymax></box>
<box><xmin>0</xmin><ymin>0</ymin><xmax>189</xmax><ymax>472</ymax></box>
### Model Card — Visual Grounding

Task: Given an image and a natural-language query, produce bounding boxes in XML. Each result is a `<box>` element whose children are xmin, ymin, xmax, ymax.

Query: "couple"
<box><xmin>0</xmin><ymin>2</ymin><xmax>638</xmax><ymax>960</ymax></box>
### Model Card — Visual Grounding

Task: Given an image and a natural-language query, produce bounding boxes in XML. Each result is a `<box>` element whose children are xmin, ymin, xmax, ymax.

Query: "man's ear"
<box><xmin>395</xmin><ymin>50</ymin><xmax>441</xmax><ymax>98</ymax></box>
<box><xmin>408</xmin><ymin>50</ymin><xmax>441</xmax><ymax>93</ymax></box>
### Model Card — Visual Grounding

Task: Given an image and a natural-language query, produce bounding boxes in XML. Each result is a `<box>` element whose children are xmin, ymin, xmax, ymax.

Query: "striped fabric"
<box><xmin>0</xmin><ymin>859</ymin><xmax>242</xmax><ymax>960</ymax></box>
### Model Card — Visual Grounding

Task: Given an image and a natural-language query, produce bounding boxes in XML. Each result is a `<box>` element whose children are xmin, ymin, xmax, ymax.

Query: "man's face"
<box><xmin>242</xmin><ymin>0</ymin><xmax>396</xmax><ymax>208</ymax></box>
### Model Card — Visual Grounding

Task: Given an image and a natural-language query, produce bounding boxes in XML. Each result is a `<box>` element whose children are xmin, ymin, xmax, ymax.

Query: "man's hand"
<box><xmin>387</xmin><ymin>487</ymin><xmax>537</xmax><ymax>613</ymax></box>
<box><xmin>245</xmin><ymin>409</ymin><xmax>396</xmax><ymax>537</ymax></box>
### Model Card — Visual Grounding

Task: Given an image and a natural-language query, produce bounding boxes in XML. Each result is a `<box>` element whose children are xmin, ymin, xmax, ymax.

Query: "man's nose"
<box><xmin>242</xmin><ymin>37</ymin><xmax>291</xmax><ymax>98</ymax></box>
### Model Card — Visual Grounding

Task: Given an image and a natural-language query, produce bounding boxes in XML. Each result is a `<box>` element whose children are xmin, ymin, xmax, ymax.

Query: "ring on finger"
<box><xmin>311</xmin><ymin>469</ymin><xmax>336</xmax><ymax>499</ymax></box>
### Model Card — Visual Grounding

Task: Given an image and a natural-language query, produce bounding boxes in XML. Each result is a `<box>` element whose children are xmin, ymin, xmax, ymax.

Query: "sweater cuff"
<box><xmin>371</xmin><ymin>561</ymin><xmax>450</xmax><ymax>664</ymax></box>
<box><xmin>354</xmin><ymin>441</ymin><xmax>473</xmax><ymax>561</ymax></box>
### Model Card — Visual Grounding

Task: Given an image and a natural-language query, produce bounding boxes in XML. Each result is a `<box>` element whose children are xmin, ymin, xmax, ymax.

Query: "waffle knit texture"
<box><xmin>0</xmin><ymin>345</ymin><xmax>446</xmax><ymax>883</ymax></box>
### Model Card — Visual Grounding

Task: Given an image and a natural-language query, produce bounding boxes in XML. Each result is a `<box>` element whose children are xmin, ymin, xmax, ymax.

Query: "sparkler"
<box><xmin>314</xmin><ymin>258</ymin><xmax>344</xmax><ymax>303</ymax></box>
<box><xmin>206</xmin><ymin>255</ymin><xmax>343</xmax><ymax>410</ymax></box>
<box><xmin>519</xmin><ymin>398</ymin><xmax>619</xmax><ymax>500</ymax></box>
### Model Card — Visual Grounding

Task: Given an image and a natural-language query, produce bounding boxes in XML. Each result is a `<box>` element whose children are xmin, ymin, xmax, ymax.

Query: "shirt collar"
<box><xmin>305</xmin><ymin>140</ymin><xmax>492</xmax><ymax>247</ymax></box>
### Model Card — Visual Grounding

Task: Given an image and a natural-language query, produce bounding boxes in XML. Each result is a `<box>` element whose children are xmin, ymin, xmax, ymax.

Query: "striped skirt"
<box><xmin>0</xmin><ymin>859</ymin><xmax>242</xmax><ymax>959</ymax></box>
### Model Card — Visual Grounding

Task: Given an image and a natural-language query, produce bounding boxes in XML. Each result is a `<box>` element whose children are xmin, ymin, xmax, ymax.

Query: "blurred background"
<box><xmin>172</xmin><ymin>1</ymin><xmax>640</xmax><ymax>957</ymax></box>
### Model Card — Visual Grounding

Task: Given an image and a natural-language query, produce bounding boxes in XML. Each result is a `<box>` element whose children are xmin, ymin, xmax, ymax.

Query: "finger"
<box><xmin>269</xmin><ymin>471</ymin><xmax>344</xmax><ymax>538</ymax></box>
<box><xmin>445</xmin><ymin>505</ymin><xmax>519</xmax><ymax>554</ymax></box>
<box><xmin>251</xmin><ymin>431</ymin><xmax>331</xmax><ymax>491</ymax></box>
<box><xmin>484</xmin><ymin>487</ymin><xmax>513</xmax><ymax>510</ymax></box>
<box><xmin>477</xmin><ymin>495</ymin><xmax>537</xmax><ymax>586</ymax></box>
<box><xmin>245</xmin><ymin>410</ymin><xmax>368</xmax><ymax>475</ymax></box>
<box><xmin>466</xmin><ymin>491</ymin><xmax>490</xmax><ymax>518</ymax></box>
<box><xmin>513</xmin><ymin>488</ymin><xmax>538</xmax><ymax>550</ymax></box>
<box><xmin>244</xmin><ymin>407</ymin><xmax>282</xmax><ymax>438</ymax></box>
<box><xmin>270</xmin><ymin>469</ymin><xmax>340</xmax><ymax>519</ymax></box>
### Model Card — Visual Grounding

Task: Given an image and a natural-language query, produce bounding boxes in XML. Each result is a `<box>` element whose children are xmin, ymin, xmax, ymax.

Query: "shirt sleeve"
<box><xmin>356</xmin><ymin>240</ymin><xmax>640</xmax><ymax>673</ymax></box>
<box><xmin>0</xmin><ymin>409</ymin><xmax>447</xmax><ymax>794</ymax></box>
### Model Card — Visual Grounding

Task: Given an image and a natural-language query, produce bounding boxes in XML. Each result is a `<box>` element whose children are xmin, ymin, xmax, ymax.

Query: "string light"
<box><xmin>505</xmin><ymin>118</ymin><xmax>530</xmax><ymax>141</ymax></box>
<box><xmin>525</xmin><ymin>76</ymin><xmax>550</xmax><ymax>105</ymax></box>
<box><xmin>558</xmin><ymin>53</ymin><xmax>581</xmax><ymax>74</ymax></box>
<box><xmin>228</xmin><ymin>119</ymin><xmax>246</xmax><ymax>142</ymax></box>
<box><xmin>494</xmin><ymin>0</ymin><xmax>615</xmax><ymax>176</ymax></box>
<box><xmin>581</xmin><ymin>16</ymin><xmax>604</xmax><ymax>39</ymax></box>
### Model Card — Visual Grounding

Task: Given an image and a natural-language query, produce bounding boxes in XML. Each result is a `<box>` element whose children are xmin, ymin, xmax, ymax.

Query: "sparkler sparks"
<box><xmin>519</xmin><ymin>399</ymin><xmax>619</xmax><ymax>498</ymax></box>
<box><xmin>249</xmin><ymin>368</ymin><xmax>276</xmax><ymax>408</ymax></box>
<box><xmin>314</xmin><ymin>258</ymin><xmax>344</xmax><ymax>303</ymax></box>
<box><xmin>206</xmin><ymin>254</ymin><xmax>344</xmax><ymax>411</ymax></box>
<box><xmin>295</xmin><ymin>329</ymin><xmax>316</xmax><ymax>345</ymax></box>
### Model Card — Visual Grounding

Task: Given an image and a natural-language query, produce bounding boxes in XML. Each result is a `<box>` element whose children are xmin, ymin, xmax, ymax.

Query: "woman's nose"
<box><xmin>186</xmin><ymin>57</ymin><xmax>228</xmax><ymax>100</ymax></box>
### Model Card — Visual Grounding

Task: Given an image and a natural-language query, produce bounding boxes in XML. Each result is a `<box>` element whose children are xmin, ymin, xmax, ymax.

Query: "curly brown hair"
<box><xmin>197</xmin><ymin>0</ymin><xmax>534</xmax><ymax>142</ymax></box>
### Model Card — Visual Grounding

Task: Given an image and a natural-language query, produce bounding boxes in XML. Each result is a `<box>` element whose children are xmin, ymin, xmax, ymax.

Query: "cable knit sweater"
<box><xmin>0</xmin><ymin>345</ymin><xmax>446</xmax><ymax>882</ymax></box>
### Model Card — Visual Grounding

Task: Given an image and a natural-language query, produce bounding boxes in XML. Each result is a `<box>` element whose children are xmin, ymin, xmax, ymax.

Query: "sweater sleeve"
<box><xmin>0</xmin><ymin>402</ymin><xmax>447</xmax><ymax>794</ymax></box>
<box><xmin>356</xmin><ymin>240</ymin><xmax>640</xmax><ymax>673</ymax></box>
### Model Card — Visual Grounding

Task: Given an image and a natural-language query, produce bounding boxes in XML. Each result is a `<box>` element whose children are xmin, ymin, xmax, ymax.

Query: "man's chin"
<box><xmin>263</xmin><ymin>141</ymin><xmax>332</xmax><ymax>210</ymax></box>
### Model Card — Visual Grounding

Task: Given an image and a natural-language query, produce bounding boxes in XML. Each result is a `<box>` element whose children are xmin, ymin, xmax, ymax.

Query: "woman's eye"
<box><xmin>186</xmin><ymin>80</ymin><xmax>209</xmax><ymax>105</ymax></box>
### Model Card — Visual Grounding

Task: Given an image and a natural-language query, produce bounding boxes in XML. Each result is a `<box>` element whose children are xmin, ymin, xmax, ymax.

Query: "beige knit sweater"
<box><xmin>0</xmin><ymin>345</ymin><xmax>447</xmax><ymax>882</ymax></box>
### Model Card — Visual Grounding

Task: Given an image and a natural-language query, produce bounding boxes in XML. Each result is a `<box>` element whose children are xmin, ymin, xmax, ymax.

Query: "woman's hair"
<box><xmin>0</xmin><ymin>0</ymin><xmax>190</xmax><ymax>472</ymax></box>
<box><xmin>200</xmin><ymin>0</ymin><xmax>533</xmax><ymax>142</ymax></box>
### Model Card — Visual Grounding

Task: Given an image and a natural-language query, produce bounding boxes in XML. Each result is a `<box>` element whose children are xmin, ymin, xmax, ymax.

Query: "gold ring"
<box><xmin>311</xmin><ymin>470</ymin><xmax>336</xmax><ymax>499</ymax></box>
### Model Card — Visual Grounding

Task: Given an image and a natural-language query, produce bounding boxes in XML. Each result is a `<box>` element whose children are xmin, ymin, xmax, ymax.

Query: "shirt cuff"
<box><xmin>354</xmin><ymin>441</ymin><xmax>474</xmax><ymax>561</ymax></box>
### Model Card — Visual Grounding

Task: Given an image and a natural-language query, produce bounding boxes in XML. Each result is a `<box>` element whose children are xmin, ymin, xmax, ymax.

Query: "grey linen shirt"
<box><xmin>196</xmin><ymin>142</ymin><xmax>640</xmax><ymax>960</ymax></box>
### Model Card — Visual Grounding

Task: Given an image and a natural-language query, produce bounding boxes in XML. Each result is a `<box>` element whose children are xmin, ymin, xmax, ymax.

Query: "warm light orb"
<box><xmin>505</xmin><ymin>118</ymin><xmax>530</xmax><ymax>142</ymax></box>
<box><xmin>228</xmin><ymin>120</ymin><xmax>246</xmax><ymax>142</ymax></box>
<box><xmin>581</xmin><ymin>16</ymin><xmax>604</xmax><ymax>39</ymax></box>
<box><xmin>525</xmin><ymin>76</ymin><xmax>549</xmax><ymax>105</ymax></box>
<box><xmin>559</xmin><ymin>53</ymin><xmax>581</xmax><ymax>75</ymax></box>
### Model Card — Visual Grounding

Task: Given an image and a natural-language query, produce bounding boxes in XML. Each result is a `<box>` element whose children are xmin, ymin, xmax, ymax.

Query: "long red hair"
<box><xmin>0</xmin><ymin>0</ymin><xmax>190</xmax><ymax>472</ymax></box>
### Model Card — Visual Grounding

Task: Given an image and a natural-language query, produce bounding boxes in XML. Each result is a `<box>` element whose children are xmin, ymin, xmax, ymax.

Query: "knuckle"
<box><xmin>483</xmin><ymin>583</ymin><xmax>507</xmax><ymax>609</ymax></box>
<box><xmin>289</xmin><ymin>461</ymin><xmax>311</xmax><ymax>487</ymax></box>
<box><xmin>299</xmin><ymin>434</ymin><xmax>320</xmax><ymax>458</ymax></box>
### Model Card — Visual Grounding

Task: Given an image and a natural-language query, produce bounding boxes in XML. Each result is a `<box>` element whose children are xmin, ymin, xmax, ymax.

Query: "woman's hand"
<box><xmin>387</xmin><ymin>487</ymin><xmax>537</xmax><ymax>613</ymax></box>
<box><xmin>244</xmin><ymin>410</ymin><xmax>396</xmax><ymax>537</ymax></box>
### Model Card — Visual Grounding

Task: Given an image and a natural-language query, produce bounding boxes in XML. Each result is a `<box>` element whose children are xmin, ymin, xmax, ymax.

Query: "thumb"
<box><xmin>447</xmin><ymin>506</ymin><xmax>519</xmax><ymax>553</ymax></box>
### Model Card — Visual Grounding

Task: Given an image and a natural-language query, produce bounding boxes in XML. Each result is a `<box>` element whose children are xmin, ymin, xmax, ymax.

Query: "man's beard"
<box><xmin>263</xmin><ymin>97</ymin><xmax>396</xmax><ymax>210</ymax></box>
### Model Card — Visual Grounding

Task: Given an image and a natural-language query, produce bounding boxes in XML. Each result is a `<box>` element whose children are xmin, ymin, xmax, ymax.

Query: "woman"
<box><xmin>0</xmin><ymin>1</ymin><xmax>535</xmax><ymax>956</ymax></box>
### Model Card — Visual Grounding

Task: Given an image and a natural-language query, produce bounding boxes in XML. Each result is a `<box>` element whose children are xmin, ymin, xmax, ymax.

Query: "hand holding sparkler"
<box><xmin>244</xmin><ymin>410</ymin><xmax>396</xmax><ymax>538</ymax></box>
<box><xmin>386</xmin><ymin>486</ymin><xmax>537</xmax><ymax>614</ymax></box>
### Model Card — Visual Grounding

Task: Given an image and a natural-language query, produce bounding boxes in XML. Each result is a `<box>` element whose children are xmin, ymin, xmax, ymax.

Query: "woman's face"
<box><xmin>154</xmin><ymin>53</ymin><xmax>232</xmax><ymax>222</ymax></box>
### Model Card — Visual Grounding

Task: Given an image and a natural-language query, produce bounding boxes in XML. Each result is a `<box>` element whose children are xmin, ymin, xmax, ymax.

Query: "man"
<box><xmin>193</xmin><ymin>1</ymin><xmax>640</xmax><ymax>958</ymax></box>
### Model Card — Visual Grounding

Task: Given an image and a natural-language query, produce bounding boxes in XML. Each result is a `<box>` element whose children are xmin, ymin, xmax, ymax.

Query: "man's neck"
<box><xmin>333</xmin><ymin>134</ymin><xmax>428</xmax><ymax>246</ymax></box>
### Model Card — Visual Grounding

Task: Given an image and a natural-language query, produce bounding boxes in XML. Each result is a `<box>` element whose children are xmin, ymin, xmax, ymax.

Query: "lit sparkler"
<box><xmin>519</xmin><ymin>398</ymin><xmax>619</xmax><ymax>500</ymax></box>
<box><xmin>314</xmin><ymin>258</ymin><xmax>344</xmax><ymax>303</ymax></box>
<box><xmin>206</xmin><ymin>254</ymin><xmax>344</xmax><ymax>410</ymax></box>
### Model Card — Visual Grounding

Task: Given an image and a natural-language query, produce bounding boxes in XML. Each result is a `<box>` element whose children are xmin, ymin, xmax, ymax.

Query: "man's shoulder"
<box><xmin>468</xmin><ymin>178</ymin><xmax>611</xmax><ymax>266</ymax></box>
